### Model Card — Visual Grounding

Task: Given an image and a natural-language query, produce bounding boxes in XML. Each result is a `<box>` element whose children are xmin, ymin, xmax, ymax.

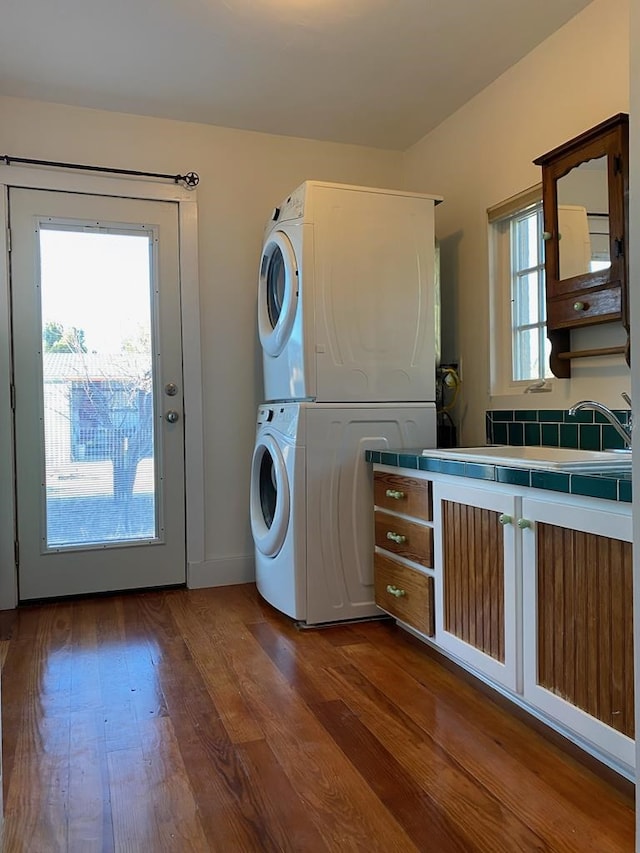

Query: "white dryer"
<box><xmin>250</xmin><ymin>401</ymin><xmax>436</xmax><ymax>625</ymax></box>
<box><xmin>258</xmin><ymin>181</ymin><xmax>442</xmax><ymax>404</ymax></box>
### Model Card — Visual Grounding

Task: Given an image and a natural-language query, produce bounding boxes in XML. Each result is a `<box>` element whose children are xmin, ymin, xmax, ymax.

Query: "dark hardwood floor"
<box><xmin>0</xmin><ymin>584</ymin><xmax>634</xmax><ymax>852</ymax></box>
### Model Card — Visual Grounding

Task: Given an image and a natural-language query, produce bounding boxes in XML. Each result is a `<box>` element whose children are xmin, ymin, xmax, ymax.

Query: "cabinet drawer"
<box><xmin>374</xmin><ymin>471</ymin><xmax>432</xmax><ymax>520</ymax></box>
<box><xmin>375</xmin><ymin>553</ymin><xmax>434</xmax><ymax>636</ymax></box>
<box><xmin>547</xmin><ymin>286</ymin><xmax>621</xmax><ymax>329</ymax></box>
<box><xmin>375</xmin><ymin>510</ymin><xmax>433</xmax><ymax>567</ymax></box>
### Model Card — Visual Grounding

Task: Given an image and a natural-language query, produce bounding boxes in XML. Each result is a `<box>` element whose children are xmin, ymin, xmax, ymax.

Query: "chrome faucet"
<box><xmin>568</xmin><ymin>394</ymin><xmax>632</xmax><ymax>449</ymax></box>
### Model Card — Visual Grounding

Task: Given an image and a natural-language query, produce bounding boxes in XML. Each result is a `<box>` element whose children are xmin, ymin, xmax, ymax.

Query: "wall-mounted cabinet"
<box><xmin>534</xmin><ymin>113</ymin><xmax>629</xmax><ymax>377</ymax></box>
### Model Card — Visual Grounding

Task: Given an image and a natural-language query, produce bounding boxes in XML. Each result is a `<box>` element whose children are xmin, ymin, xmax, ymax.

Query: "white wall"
<box><xmin>0</xmin><ymin>95</ymin><xmax>404</xmax><ymax>589</ymax></box>
<box><xmin>403</xmin><ymin>0</ymin><xmax>631</xmax><ymax>444</ymax></box>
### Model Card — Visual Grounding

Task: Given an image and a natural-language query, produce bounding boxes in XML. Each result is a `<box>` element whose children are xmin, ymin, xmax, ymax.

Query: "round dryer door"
<box><xmin>250</xmin><ymin>434</ymin><xmax>290</xmax><ymax>557</ymax></box>
<box><xmin>258</xmin><ymin>230</ymin><xmax>298</xmax><ymax>357</ymax></box>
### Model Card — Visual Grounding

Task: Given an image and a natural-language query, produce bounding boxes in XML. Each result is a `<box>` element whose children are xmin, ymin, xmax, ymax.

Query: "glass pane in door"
<box><xmin>39</xmin><ymin>226</ymin><xmax>157</xmax><ymax>549</ymax></box>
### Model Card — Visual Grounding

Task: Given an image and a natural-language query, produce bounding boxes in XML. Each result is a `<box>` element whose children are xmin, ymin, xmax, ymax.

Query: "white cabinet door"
<box><xmin>434</xmin><ymin>480</ymin><xmax>520</xmax><ymax>692</ymax></box>
<box><xmin>521</xmin><ymin>497</ymin><xmax>634</xmax><ymax>774</ymax></box>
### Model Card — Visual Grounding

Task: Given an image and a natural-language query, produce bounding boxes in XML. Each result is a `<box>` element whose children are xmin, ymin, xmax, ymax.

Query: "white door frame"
<box><xmin>0</xmin><ymin>166</ymin><xmax>204</xmax><ymax>609</ymax></box>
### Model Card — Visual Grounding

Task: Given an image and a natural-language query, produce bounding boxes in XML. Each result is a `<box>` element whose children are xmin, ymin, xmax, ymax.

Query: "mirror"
<box><xmin>557</xmin><ymin>155</ymin><xmax>609</xmax><ymax>279</ymax></box>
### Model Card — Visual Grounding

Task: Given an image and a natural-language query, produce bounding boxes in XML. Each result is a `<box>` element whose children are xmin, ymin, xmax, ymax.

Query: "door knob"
<box><xmin>165</xmin><ymin>382</ymin><xmax>178</xmax><ymax>396</ymax></box>
<box><xmin>165</xmin><ymin>410</ymin><xmax>180</xmax><ymax>423</ymax></box>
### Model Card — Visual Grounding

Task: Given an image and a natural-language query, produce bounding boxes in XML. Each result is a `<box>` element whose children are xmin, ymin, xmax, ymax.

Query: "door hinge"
<box><xmin>6</xmin><ymin>226</ymin><xmax>11</xmax><ymax>253</ymax></box>
<box><xmin>10</xmin><ymin>383</ymin><xmax>15</xmax><ymax>411</ymax></box>
<box><xmin>614</xmin><ymin>154</ymin><xmax>623</xmax><ymax>175</ymax></box>
<box><xmin>14</xmin><ymin>540</ymin><xmax>19</xmax><ymax>567</ymax></box>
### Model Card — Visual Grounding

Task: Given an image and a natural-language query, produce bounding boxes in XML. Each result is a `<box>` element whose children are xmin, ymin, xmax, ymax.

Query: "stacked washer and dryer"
<box><xmin>250</xmin><ymin>181</ymin><xmax>442</xmax><ymax>625</ymax></box>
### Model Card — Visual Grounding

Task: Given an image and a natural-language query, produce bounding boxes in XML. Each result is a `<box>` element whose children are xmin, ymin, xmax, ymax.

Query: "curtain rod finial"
<box><xmin>178</xmin><ymin>171</ymin><xmax>199</xmax><ymax>189</ymax></box>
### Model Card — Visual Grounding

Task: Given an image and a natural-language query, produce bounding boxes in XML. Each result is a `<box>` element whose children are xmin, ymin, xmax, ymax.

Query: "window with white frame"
<box><xmin>510</xmin><ymin>203</ymin><xmax>551</xmax><ymax>381</ymax></box>
<box><xmin>488</xmin><ymin>185</ymin><xmax>552</xmax><ymax>392</ymax></box>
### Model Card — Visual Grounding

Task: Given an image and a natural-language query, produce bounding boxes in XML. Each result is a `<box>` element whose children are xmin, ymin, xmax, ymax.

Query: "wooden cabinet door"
<box><xmin>434</xmin><ymin>481</ymin><xmax>519</xmax><ymax>692</ymax></box>
<box><xmin>521</xmin><ymin>497</ymin><xmax>634</xmax><ymax>774</ymax></box>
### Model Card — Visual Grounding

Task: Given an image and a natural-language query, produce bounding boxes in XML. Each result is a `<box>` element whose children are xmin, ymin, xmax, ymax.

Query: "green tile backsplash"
<box><xmin>486</xmin><ymin>409</ymin><xmax>630</xmax><ymax>452</ymax></box>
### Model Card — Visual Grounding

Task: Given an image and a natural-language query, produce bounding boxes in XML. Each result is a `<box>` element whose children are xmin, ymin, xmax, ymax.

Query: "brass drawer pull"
<box><xmin>386</xmin><ymin>531</ymin><xmax>407</xmax><ymax>544</ymax></box>
<box><xmin>385</xmin><ymin>489</ymin><xmax>405</xmax><ymax>500</ymax></box>
<box><xmin>386</xmin><ymin>584</ymin><xmax>406</xmax><ymax>598</ymax></box>
<box><xmin>573</xmin><ymin>301</ymin><xmax>588</xmax><ymax>312</ymax></box>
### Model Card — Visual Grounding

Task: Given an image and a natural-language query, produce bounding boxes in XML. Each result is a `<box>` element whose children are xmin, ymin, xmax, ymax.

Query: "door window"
<box><xmin>39</xmin><ymin>226</ymin><xmax>157</xmax><ymax>548</ymax></box>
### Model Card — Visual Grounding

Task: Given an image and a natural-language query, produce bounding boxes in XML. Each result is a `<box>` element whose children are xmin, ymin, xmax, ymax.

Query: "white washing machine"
<box><xmin>250</xmin><ymin>401</ymin><xmax>436</xmax><ymax>625</ymax></box>
<box><xmin>250</xmin><ymin>403</ymin><xmax>307</xmax><ymax>620</ymax></box>
<box><xmin>257</xmin><ymin>181</ymin><xmax>443</xmax><ymax>404</ymax></box>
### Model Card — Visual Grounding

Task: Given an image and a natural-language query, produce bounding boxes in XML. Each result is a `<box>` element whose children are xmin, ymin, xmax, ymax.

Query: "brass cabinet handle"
<box><xmin>573</xmin><ymin>301</ymin><xmax>588</xmax><ymax>312</ymax></box>
<box><xmin>386</xmin><ymin>531</ymin><xmax>407</xmax><ymax>544</ymax></box>
<box><xmin>498</xmin><ymin>513</ymin><xmax>512</xmax><ymax>526</ymax></box>
<box><xmin>386</xmin><ymin>585</ymin><xmax>406</xmax><ymax>598</ymax></box>
<box><xmin>385</xmin><ymin>489</ymin><xmax>405</xmax><ymax>500</ymax></box>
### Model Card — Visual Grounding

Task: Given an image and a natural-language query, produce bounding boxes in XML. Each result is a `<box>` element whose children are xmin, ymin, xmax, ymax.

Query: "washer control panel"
<box><xmin>256</xmin><ymin>406</ymin><xmax>274</xmax><ymax>426</ymax></box>
<box><xmin>275</xmin><ymin>184</ymin><xmax>305</xmax><ymax>223</ymax></box>
<box><xmin>256</xmin><ymin>404</ymin><xmax>300</xmax><ymax>440</ymax></box>
<box><xmin>262</xmin><ymin>183</ymin><xmax>306</xmax><ymax>236</ymax></box>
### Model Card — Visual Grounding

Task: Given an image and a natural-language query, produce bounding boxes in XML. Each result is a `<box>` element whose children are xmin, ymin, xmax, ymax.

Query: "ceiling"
<box><xmin>1</xmin><ymin>0</ymin><xmax>595</xmax><ymax>150</ymax></box>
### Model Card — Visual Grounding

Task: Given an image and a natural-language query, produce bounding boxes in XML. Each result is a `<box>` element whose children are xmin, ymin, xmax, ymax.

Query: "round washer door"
<box><xmin>250</xmin><ymin>434</ymin><xmax>290</xmax><ymax>557</ymax></box>
<box><xmin>258</xmin><ymin>230</ymin><xmax>298</xmax><ymax>357</ymax></box>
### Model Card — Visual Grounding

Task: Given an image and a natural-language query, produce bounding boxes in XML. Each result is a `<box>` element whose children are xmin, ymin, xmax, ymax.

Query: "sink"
<box><xmin>420</xmin><ymin>445</ymin><xmax>632</xmax><ymax>472</ymax></box>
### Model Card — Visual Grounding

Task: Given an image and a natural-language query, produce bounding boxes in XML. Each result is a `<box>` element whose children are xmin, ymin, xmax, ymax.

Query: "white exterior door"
<box><xmin>10</xmin><ymin>188</ymin><xmax>186</xmax><ymax>600</ymax></box>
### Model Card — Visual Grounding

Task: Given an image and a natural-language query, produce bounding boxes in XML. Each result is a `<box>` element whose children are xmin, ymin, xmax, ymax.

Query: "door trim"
<box><xmin>0</xmin><ymin>166</ymin><xmax>203</xmax><ymax>609</ymax></box>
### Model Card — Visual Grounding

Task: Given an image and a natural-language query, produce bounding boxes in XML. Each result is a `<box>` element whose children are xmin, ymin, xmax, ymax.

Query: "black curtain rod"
<box><xmin>1</xmin><ymin>154</ymin><xmax>199</xmax><ymax>189</ymax></box>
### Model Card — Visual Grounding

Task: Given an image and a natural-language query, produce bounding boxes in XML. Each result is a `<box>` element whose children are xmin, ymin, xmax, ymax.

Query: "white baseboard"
<box><xmin>187</xmin><ymin>554</ymin><xmax>255</xmax><ymax>589</ymax></box>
